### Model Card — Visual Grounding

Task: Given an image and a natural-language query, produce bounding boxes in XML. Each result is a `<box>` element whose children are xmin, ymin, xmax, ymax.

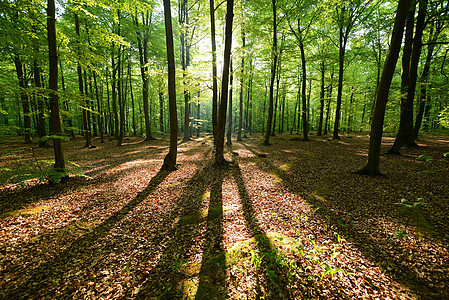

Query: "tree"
<box><xmin>214</xmin><ymin>0</ymin><xmax>234</xmax><ymax>166</ymax></box>
<box><xmin>389</xmin><ymin>0</ymin><xmax>428</xmax><ymax>153</ymax></box>
<box><xmin>134</xmin><ymin>10</ymin><xmax>154</xmax><ymax>141</ymax></box>
<box><xmin>47</xmin><ymin>0</ymin><xmax>65</xmax><ymax>172</ymax></box>
<box><xmin>332</xmin><ymin>0</ymin><xmax>373</xmax><ymax>139</ymax></box>
<box><xmin>263</xmin><ymin>0</ymin><xmax>277</xmax><ymax>146</ymax></box>
<box><xmin>161</xmin><ymin>0</ymin><xmax>178</xmax><ymax>171</ymax></box>
<box><xmin>357</xmin><ymin>0</ymin><xmax>412</xmax><ymax>176</ymax></box>
<box><xmin>210</xmin><ymin>0</ymin><xmax>218</xmax><ymax>143</ymax></box>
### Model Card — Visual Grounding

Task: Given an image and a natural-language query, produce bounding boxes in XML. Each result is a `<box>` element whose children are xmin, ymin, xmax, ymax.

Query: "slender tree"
<box><xmin>215</xmin><ymin>0</ymin><xmax>234</xmax><ymax>166</ymax></box>
<box><xmin>357</xmin><ymin>0</ymin><xmax>411</xmax><ymax>176</ymax></box>
<box><xmin>47</xmin><ymin>0</ymin><xmax>65</xmax><ymax>172</ymax></box>
<box><xmin>162</xmin><ymin>0</ymin><xmax>178</xmax><ymax>171</ymax></box>
<box><xmin>263</xmin><ymin>0</ymin><xmax>277</xmax><ymax>145</ymax></box>
<box><xmin>227</xmin><ymin>60</ymin><xmax>233</xmax><ymax>145</ymax></box>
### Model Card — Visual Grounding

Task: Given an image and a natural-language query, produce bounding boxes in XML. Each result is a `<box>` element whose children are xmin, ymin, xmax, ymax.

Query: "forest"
<box><xmin>0</xmin><ymin>0</ymin><xmax>449</xmax><ymax>298</ymax></box>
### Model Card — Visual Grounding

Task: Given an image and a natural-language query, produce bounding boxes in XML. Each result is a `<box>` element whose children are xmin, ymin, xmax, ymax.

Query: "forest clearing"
<box><xmin>1</xmin><ymin>133</ymin><xmax>448</xmax><ymax>299</ymax></box>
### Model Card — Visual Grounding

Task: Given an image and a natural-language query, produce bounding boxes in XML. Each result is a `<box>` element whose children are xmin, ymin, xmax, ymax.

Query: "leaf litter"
<box><xmin>0</xmin><ymin>133</ymin><xmax>448</xmax><ymax>299</ymax></box>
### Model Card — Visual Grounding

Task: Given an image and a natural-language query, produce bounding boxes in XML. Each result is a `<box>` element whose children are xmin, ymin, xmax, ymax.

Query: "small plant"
<box><xmin>416</xmin><ymin>154</ymin><xmax>438</xmax><ymax>174</ymax></box>
<box><xmin>168</xmin><ymin>258</ymin><xmax>185</xmax><ymax>274</ymax></box>
<box><xmin>443</xmin><ymin>152</ymin><xmax>449</xmax><ymax>159</ymax></box>
<box><xmin>396</xmin><ymin>198</ymin><xmax>434</xmax><ymax>232</ymax></box>
<box><xmin>394</xmin><ymin>229</ymin><xmax>407</xmax><ymax>239</ymax></box>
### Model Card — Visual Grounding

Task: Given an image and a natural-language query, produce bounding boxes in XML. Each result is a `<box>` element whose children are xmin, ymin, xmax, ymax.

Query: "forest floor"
<box><xmin>0</xmin><ymin>132</ymin><xmax>448</xmax><ymax>299</ymax></box>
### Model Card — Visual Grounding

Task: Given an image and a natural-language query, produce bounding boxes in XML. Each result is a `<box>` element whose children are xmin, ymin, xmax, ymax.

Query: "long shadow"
<box><xmin>231</xmin><ymin>162</ymin><xmax>291</xmax><ymax>299</ymax></box>
<box><xmin>0</xmin><ymin>176</ymin><xmax>93</xmax><ymax>216</ymax></box>
<box><xmin>195</xmin><ymin>167</ymin><xmax>227</xmax><ymax>299</ymax></box>
<box><xmin>242</xmin><ymin>142</ymin><xmax>448</xmax><ymax>299</ymax></box>
<box><xmin>136</xmin><ymin>161</ymin><xmax>216</xmax><ymax>299</ymax></box>
<box><xmin>2</xmin><ymin>168</ymin><xmax>170</xmax><ymax>299</ymax></box>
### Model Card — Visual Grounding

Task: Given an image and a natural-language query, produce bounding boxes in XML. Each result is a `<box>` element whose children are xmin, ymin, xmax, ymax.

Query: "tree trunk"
<box><xmin>117</xmin><ymin>10</ymin><xmax>125</xmax><ymax>146</ymax></box>
<box><xmin>333</xmin><ymin>14</ymin><xmax>348</xmax><ymax>140</ymax></box>
<box><xmin>14</xmin><ymin>57</ymin><xmax>32</xmax><ymax>143</ymax></box>
<box><xmin>210</xmin><ymin>0</ymin><xmax>218</xmax><ymax>144</ymax></box>
<box><xmin>299</xmin><ymin>29</ymin><xmax>308</xmax><ymax>141</ymax></box>
<box><xmin>227</xmin><ymin>60</ymin><xmax>233</xmax><ymax>145</ymax></box>
<box><xmin>357</xmin><ymin>0</ymin><xmax>411</xmax><ymax>176</ymax></box>
<box><xmin>47</xmin><ymin>0</ymin><xmax>65</xmax><ymax>172</ymax></box>
<box><xmin>93</xmin><ymin>70</ymin><xmax>104</xmax><ymax>143</ymax></box>
<box><xmin>75</xmin><ymin>13</ymin><xmax>91</xmax><ymax>148</ymax></box>
<box><xmin>214</xmin><ymin>0</ymin><xmax>233</xmax><ymax>166</ymax></box>
<box><xmin>389</xmin><ymin>0</ymin><xmax>427</xmax><ymax>153</ymax></box>
<box><xmin>237</xmin><ymin>26</ymin><xmax>245</xmax><ymax>141</ymax></box>
<box><xmin>324</xmin><ymin>71</ymin><xmax>333</xmax><ymax>135</ymax></box>
<box><xmin>135</xmin><ymin>11</ymin><xmax>154</xmax><ymax>141</ymax></box>
<box><xmin>263</xmin><ymin>0</ymin><xmax>277</xmax><ymax>146</ymax></box>
<box><xmin>162</xmin><ymin>0</ymin><xmax>178</xmax><ymax>171</ymax></box>
<box><xmin>414</xmin><ymin>22</ymin><xmax>440</xmax><ymax>139</ymax></box>
<box><xmin>318</xmin><ymin>60</ymin><xmax>325</xmax><ymax>136</ymax></box>
<box><xmin>34</xmin><ymin>58</ymin><xmax>48</xmax><ymax>148</ymax></box>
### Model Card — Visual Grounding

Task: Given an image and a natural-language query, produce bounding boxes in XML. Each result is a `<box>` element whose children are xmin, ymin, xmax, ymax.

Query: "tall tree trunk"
<box><xmin>75</xmin><ymin>13</ymin><xmax>91</xmax><ymax>148</ymax></box>
<box><xmin>357</xmin><ymin>0</ymin><xmax>411</xmax><ymax>176</ymax></box>
<box><xmin>318</xmin><ymin>60</ymin><xmax>325</xmax><ymax>136</ymax></box>
<box><xmin>237</xmin><ymin>25</ymin><xmax>245</xmax><ymax>141</ymax></box>
<box><xmin>135</xmin><ymin>11</ymin><xmax>154</xmax><ymax>141</ymax></box>
<box><xmin>347</xmin><ymin>86</ymin><xmax>354</xmax><ymax>132</ymax></box>
<box><xmin>111</xmin><ymin>45</ymin><xmax>119</xmax><ymax>139</ymax></box>
<box><xmin>272</xmin><ymin>59</ymin><xmax>280</xmax><ymax>136</ymax></box>
<box><xmin>333</xmin><ymin>13</ymin><xmax>348</xmax><ymax>140</ymax></box>
<box><xmin>14</xmin><ymin>57</ymin><xmax>32</xmax><ymax>143</ymax></box>
<box><xmin>299</xmin><ymin>28</ymin><xmax>308</xmax><ymax>141</ymax></box>
<box><xmin>159</xmin><ymin>88</ymin><xmax>164</xmax><ymax>132</ymax></box>
<box><xmin>117</xmin><ymin>10</ymin><xmax>125</xmax><ymax>146</ymax></box>
<box><xmin>93</xmin><ymin>70</ymin><xmax>104</xmax><ymax>142</ymax></box>
<box><xmin>263</xmin><ymin>0</ymin><xmax>277</xmax><ymax>145</ymax></box>
<box><xmin>414</xmin><ymin>21</ymin><xmax>440</xmax><ymax>139</ymax></box>
<box><xmin>59</xmin><ymin>59</ymin><xmax>74</xmax><ymax>138</ymax></box>
<box><xmin>324</xmin><ymin>71</ymin><xmax>333</xmax><ymax>135</ymax></box>
<box><xmin>210</xmin><ymin>0</ymin><xmax>218</xmax><ymax>143</ymax></box>
<box><xmin>214</xmin><ymin>0</ymin><xmax>233</xmax><ymax>166</ymax></box>
<box><xmin>227</xmin><ymin>60</ymin><xmax>233</xmax><ymax>145</ymax></box>
<box><xmin>34</xmin><ymin>58</ymin><xmax>48</xmax><ymax>148</ymax></box>
<box><xmin>47</xmin><ymin>0</ymin><xmax>65</xmax><ymax>172</ymax></box>
<box><xmin>162</xmin><ymin>0</ymin><xmax>178</xmax><ymax>171</ymax></box>
<box><xmin>389</xmin><ymin>0</ymin><xmax>427</xmax><ymax>153</ymax></box>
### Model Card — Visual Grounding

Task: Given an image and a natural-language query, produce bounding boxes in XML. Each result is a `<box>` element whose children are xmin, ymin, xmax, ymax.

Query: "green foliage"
<box><xmin>396</xmin><ymin>198</ymin><xmax>434</xmax><ymax>233</ymax></box>
<box><xmin>416</xmin><ymin>154</ymin><xmax>438</xmax><ymax>174</ymax></box>
<box><xmin>439</xmin><ymin>106</ymin><xmax>449</xmax><ymax>128</ymax></box>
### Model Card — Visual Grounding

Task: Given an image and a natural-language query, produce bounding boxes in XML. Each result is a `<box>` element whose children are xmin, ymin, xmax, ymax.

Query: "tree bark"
<box><xmin>263</xmin><ymin>0</ymin><xmax>277</xmax><ymax>146</ymax></box>
<box><xmin>214</xmin><ymin>0</ymin><xmax>233</xmax><ymax>166</ymax></box>
<box><xmin>135</xmin><ymin>11</ymin><xmax>154</xmax><ymax>141</ymax></box>
<box><xmin>389</xmin><ymin>0</ymin><xmax>427</xmax><ymax>153</ymax></box>
<box><xmin>318</xmin><ymin>60</ymin><xmax>325</xmax><ymax>136</ymax></box>
<box><xmin>299</xmin><ymin>26</ymin><xmax>308</xmax><ymax>141</ymax></box>
<box><xmin>162</xmin><ymin>0</ymin><xmax>178</xmax><ymax>171</ymax></box>
<box><xmin>357</xmin><ymin>0</ymin><xmax>411</xmax><ymax>176</ymax></box>
<box><xmin>47</xmin><ymin>0</ymin><xmax>65</xmax><ymax>172</ymax></box>
<box><xmin>210</xmin><ymin>0</ymin><xmax>218</xmax><ymax>144</ymax></box>
<box><xmin>227</xmin><ymin>60</ymin><xmax>233</xmax><ymax>145</ymax></box>
<box><xmin>237</xmin><ymin>25</ymin><xmax>245</xmax><ymax>141</ymax></box>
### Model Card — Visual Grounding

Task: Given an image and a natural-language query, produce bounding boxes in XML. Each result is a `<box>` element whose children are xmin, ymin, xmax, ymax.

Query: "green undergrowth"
<box><xmin>159</xmin><ymin>231</ymin><xmax>346</xmax><ymax>299</ymax></box>
<box><xmin>0</xmin><ymin>204</ymin><xmax>68</xmax><ymax>219</ymax></box>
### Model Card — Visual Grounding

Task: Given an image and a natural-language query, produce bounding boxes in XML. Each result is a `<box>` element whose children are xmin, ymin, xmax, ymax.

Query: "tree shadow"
<box><xmin>2</xmin><ymin>168</ymin><xmax>170</xmax><ymax>298</ymax></box>
<box><xmin>241</xmin><ymin>141</ymin><xmax>448</xmax><ymax>299</ymax></box>
<box><xmin>195</xmin><ymin>167</ymin><xmax>227</xmax><ymax>299</ymax></box>
<box><xmin>0</xmin><ymin>176</ymin><xmax>93</xmax><ymax>216</ymax></box>
<box><xmin>231</xmin><ymin>162</ymin><xmax>291</xmax><ymax>299</ymax></box>
<box><xmin>135</xmin><ymin>161</ymin><xmax>216</xmax><ymax>299</ymax></box>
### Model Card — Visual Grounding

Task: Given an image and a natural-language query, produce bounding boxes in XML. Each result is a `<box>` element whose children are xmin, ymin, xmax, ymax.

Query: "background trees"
<box><xmin>0</xmin><ymin>0</ymin><xmax>448</xmax><ymax>175</ymax></box>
